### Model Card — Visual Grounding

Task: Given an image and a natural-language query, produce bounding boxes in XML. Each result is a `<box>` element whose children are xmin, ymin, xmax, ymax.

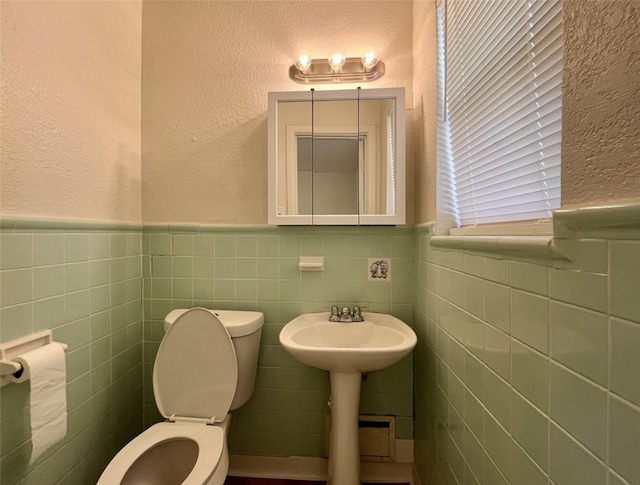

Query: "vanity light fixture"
<box><xmin>290</xmin><ymin>50</ymin><xmax>384</xmax><ymax>84</ymax></box>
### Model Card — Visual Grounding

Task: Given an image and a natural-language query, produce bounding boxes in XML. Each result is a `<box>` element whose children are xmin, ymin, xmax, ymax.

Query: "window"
<box><xmin>437</xmin><ymin>0</ymin><xmax>563</xmax><ymax>232</ymax></box>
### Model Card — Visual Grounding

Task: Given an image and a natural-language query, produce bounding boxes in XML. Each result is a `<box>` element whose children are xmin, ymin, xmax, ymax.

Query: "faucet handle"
<box><xmin>352</xmin><ymin>306</ymin><xmax>364</xmax><ymax>322</ymax></box>
<box><xmin>329</xmin><ymin>306</ymin><xmax>340</xmax><ymax>322</ymax></box>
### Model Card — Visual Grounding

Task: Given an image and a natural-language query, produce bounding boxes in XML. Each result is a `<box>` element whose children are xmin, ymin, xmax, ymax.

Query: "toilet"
<box><xmin>98</xmin><ymin>307</ymin><xmax>264</xmax><ymax>485</ymax></box>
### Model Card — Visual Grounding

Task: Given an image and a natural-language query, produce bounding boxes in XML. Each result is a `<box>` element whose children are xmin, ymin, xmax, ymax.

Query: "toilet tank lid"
<box><xmin>165</xmin><ymin>309</ymin><xmax>264</xmax><ymax>337</ymax></box>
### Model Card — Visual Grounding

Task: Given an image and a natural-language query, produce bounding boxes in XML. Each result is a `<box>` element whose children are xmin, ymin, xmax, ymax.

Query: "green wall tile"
<box><xmin>149</xmin><ymin>234</ymin><xmax>171</xmax><ymax>255</ymax></box>
<box><xmin>33</xmin><ymin>234</ymin><xmax>64</xmax><ymax>266</ymax></box>
<box><xmin>172</xmin><ymin>235</ymin><xmax>194</xmax><ymax>256</ymax></box>
<box><xmin>65</xmin><ymin>262</ymin><xmax>90</xmax><ymax>292</ymax></box>
<box><xmin>193</xmin><ymin>235</ymin><xmax>214</xmax><ymax>256</ymax></box>
<box><xmin>510</xmin><ymin>441</ymin><xmax>547</xmax><ymax>485</ymax></box>
<box><xmin>368</xmin><ymin>236</ymin><xmax>391</xmax><ymax>258</ymax></box>
<box><xmin>511</xmin><ymin>340</ymin><xmax>549</xmax><ymax>413</ymax></box>
<box><xmin>172</xmin><ymin>256</ymin><xmax>194</xmax><ymax>277</ymax></box>
<box><xmin>257</xmin><ymin>236</ymin><xmax>279</xmax><ymax>257</ymax></box>
<box><xmin>463</xmin><ymin>387</ymin><xmax>483</xmax><ymax>441</ymax></box>
<box><xmin>193</xmin><ymin>257</ymin><xmax>214</xmax><ymax>278</ymax></box>
<box><xmin>610</xmin><ymin>241</ymin><xmax>640</xmax><ymax>323</ymax></box>
<box><xmin>0</xmin><ymin>235</ymin><xmax>32</xmax><ymax>270</ymax></box>
<box><xmin>1</xmin><ymin>269</ymin><xmax>32</xmax><ymax>306</ymax></box>
<box><xmin>300</xmin><ymin>235</ymin><xmax>323</xmax><ymax>255</ymax></box>
<box><xmin>54</xmin><ymin>317</ymin><xmax>91</xmax><ymax>350</ymax></box>
<box><xmin>550</xmin><ymin>301</ymin><xmax>608</xmax><ymax>386</ymax></box>
<box><xmin>483</xmin><ymin>368</ymin><xmax>511</xmax><ymax>431</ymax></box>
<box><xmin>194</xmin><ymin>279</ymin><xmax>214</xmax><ymax>300</ymax></box>
<box><xmin>236</xmin><ymin>236</ymin><xmax>257</xmax><ymax>257</ymax></box>
<box><xmin>464</xmin><ymin>275</ymin><xmax>484</xmax><ymax>319</ymax></box>
<box><xmin>511</xmin><ymin>290</ymin><xmax>549</xmax><ymax>354</ymax></box>
<box><xmin>90</xmin><ymin>260</ymin><xmax>110</xmax><ymax>287</ymax></box>
<box><xmin>33</xmin><ymin>265</ymin><xmax>64</xmax><ymax>299</ymax></box>
<box><xmin>151</xmin><ymin>256</ymin><xmax>172</xmax><ymax>276</ymax></box>
<box><xmin>463</xmin><ymin>254</ymin><xmax>484</xmax><ymax>278</ymax></box>
<box><xmin>214</xmin><ymin>257</ymin><xmax>235</xmax><ymax>278</ymax></box>
<box><xmin>1</xmin><ymin>303</ymin><xmax>34</xmax><ymax>341</ymax></box>
<box><xmin>172</xmin><ymin>278</ymin><xmax>193</xmax><ymax>299</ymax></box>
<box><xmin>278</xmin><ymin>258</ymin><xmax>299</xmax><ymax>279</ymax></box>
<box><xmin>549</xmin><ymin>424</ymin><xmax>607</xmax><ymax>485</ymax></box>
<box><xmin>482</xmin><ymin>258</ymin><xmax>510</xmax><ymax>285</ymax></box>
<box><xmin>110</xmin><ymin>234</ymin><xmax>127</xmax><ymax>258</ymax></box>
<box><xmin>550</xmin><ymin>362</ymin><xmax>607</xmax><ymax>459</ymax></box>
<box><xmin>64</xmin><ymin>234</ymin><xmax>90</xmax><ymax>262</ymax></box>
<box><xmin>110</xmin><ymin>258</ymin><xmax>127</xmax><ymax>282</ymax></box>
<box><xmin>510</xmin><ymin>261</ymin><xmax>548</xmax><ymax>296</ymax></box>
<box><xmin>483</xmin><ymin>324</ymin><xmax>510</xmax><ymax>381</ymax></box>
<box><xmin>484</xmin><ymin>415</ymin><xmax>511</xmax><ymax>479</ymax></box>
<box><xmin>610</xmin><ymin>318</ymin><xmax>640</xmax><ymax>406</ymax></box>
<box><xmin>550</xmin><ymin>267</ymin><xmax>608</xmax><ymax>313</ymax></box>
<box><xmin>214</xmin><ymin>279</ymin><xmax>236</xmax><ymax>300</ymax></box>
<box><xmin>511</xmin><ymin>389</ymin><xmax>548</xmax><ymax>471</ymax></box>
<box><xmin>609</xmin><ymin>396</ymin><xmax>640</xmax><ymax>485</ymax></box>
<box><xmin>577</xmin><ymin>239</ymin><xmax>608</xmax><ymax>274</ymax></box>
<box><xmin>484</xmin><ymin>281</ymin><xmax>511</xmax><ymax>333</ymax></box>
<box><xmin>215</xmin><ymin>235</ymin><xmax>236</xmax><ymax>256</ymax></box>
<box><xmin>33</xmin><ymin>296</ymin><xmax>64</xmax><ymax>330</ymax></box>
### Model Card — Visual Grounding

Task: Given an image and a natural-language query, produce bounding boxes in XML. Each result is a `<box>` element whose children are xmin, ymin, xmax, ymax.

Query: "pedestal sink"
<box><xmin>279</xmin><ymin>312</ymin><xmax>417</xmax><ymax>485</ymax></box>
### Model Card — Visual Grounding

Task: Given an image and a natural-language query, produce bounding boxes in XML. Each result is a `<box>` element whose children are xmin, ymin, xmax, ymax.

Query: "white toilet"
<box><xmin>98</xmin><ymin>307</ymin><xmax>264</xmax><ymax>485</ymax></box>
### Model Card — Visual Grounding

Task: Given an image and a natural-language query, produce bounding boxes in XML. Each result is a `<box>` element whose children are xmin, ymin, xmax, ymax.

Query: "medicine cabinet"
<box><xmin>268</xmin><ymin>87</ymin><xmax>405</xmax><ymax>225</ymax></box>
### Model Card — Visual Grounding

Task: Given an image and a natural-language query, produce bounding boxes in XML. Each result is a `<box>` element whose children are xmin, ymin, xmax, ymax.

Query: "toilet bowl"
<box><xmin>98</xmin><ymin>308</ymin><xmax>263</xmax><ymax>485</ymax></box>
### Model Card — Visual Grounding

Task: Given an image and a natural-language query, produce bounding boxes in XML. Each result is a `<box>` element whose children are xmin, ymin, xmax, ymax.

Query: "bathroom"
<box><xmin>0</xmin><ymin>0</ymin><xmax>639</xmax><ymax>484</ymax></box>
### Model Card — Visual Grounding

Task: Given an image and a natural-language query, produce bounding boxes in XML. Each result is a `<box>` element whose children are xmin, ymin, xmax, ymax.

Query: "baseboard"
<box><xmin>228</xmin><ymin>454</ymin><xmax>420</xmax><ymax>484</ymax></box>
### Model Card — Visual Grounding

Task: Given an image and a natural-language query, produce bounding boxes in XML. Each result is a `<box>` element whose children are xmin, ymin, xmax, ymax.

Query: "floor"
<box><xmin>225</xmin><ymin>478</ymin><xmax>409</xmax><ymax>485</ymax></box>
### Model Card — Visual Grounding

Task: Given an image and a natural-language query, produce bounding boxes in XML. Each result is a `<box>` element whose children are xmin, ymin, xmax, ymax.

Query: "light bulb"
<box><xmin>361</xmin><ymin>51</ymin><xmax>379</xmax><ymax>70</ymax></box>
<box><xmin>294</xmin><ymin>52</ymin><xmax>312</xmax><ymax>73</ymax></box>
<box><xmin>328</xmin><ymin>53</ymin><xmax>346</xmax><ymax>72</ymax></box>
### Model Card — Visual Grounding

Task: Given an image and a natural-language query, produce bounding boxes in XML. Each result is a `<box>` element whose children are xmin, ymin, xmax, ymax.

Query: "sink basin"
<box><xmin>279</xmin><ymin>312</ymin><xmax>417</xmax><ymax>373</ymax></box>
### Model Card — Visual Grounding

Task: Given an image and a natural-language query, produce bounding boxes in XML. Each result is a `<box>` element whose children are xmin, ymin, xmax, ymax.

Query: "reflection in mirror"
<box><xmin>268</xmin><ymin>88</ymin><xmax>405</xmax><ymax>225</ymax></box>
<box><xmin>297</xmin><ymin>136</ymin><xmax>359</xmax><ymax>215</ymax></box>
<box><xmin>312</xmin><ymin>99</ymin><xmax>359</xmax><ymax>217</ymax></box>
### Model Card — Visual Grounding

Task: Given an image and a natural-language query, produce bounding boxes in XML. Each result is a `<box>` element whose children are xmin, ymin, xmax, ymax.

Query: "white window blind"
<box><xmin>440</xmin><ymin>0</ymin><xmax>563</xmax><ymax>227</ymax></box>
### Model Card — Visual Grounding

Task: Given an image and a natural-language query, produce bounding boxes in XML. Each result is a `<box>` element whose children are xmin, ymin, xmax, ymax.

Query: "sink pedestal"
<box><xmin>327</xmin><ymin>372</ymin><xmax>362</xmax><ymax>485</ymax></box>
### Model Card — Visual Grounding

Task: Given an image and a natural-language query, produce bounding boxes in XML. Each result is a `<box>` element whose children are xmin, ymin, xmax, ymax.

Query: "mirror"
<box><xmin>268</xmin><ymin>88</ymin><xmax>405</xmax><ymax>225</ymax></box>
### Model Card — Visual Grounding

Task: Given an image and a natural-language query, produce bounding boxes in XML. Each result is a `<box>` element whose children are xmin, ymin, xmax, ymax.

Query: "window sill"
<box><xmin>449</xmin><ymin>219</ymin><xmax>553</xmax><ymax>236</ymax></box>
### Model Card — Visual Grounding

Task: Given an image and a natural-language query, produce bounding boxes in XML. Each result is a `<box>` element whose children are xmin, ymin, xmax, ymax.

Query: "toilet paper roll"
<box><xmin>11</xmin><ymin>343</ymin><xmax>67</xmax><ymax>465</ymax></box>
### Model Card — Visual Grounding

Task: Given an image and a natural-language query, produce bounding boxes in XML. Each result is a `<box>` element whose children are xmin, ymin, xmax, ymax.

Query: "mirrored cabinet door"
<box><xmin>268</xmin><ymin>87</ymin><xmax>405</xmax><ymax>225</ymax></box>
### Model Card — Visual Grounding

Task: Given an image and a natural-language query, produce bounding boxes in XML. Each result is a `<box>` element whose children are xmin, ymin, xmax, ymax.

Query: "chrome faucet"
<box><xmin>328</xmin><ymin>305</ymin><xmax>364</xmax><ymax>322</ymax></box>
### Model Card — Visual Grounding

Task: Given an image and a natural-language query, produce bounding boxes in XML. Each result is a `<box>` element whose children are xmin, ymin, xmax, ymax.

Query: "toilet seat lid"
<box><xmin>153</xmin><ymin>307</ymin><xmax>237</xmax><ymax>422</ymax></box>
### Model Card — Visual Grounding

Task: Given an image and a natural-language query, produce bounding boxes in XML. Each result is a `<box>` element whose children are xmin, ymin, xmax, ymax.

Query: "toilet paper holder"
<box><xmin>0</xmin><ymin>330</ymin><xmax>68</xmax><ymax>387</ymax></box>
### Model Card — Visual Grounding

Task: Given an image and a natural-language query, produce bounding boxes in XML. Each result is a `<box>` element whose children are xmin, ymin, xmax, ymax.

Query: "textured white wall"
<box><xmin>562</xmin><ymin>0</ymin><xmax>640</xmax><ymax>207</ymax></box>
<box><xmin>0</xmin><ymin>1</ymin><xmax>142</xmax><ymax>223</ymax></box>
<box><xmin>141</xmin><ymin>0</ymin><xmax>414</xmax><ymax>224</ymax></box>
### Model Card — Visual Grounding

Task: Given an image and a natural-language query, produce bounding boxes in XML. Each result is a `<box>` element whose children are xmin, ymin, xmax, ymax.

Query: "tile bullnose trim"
<box><xmin>554</xmin><ymin>202</ymin><xmax>640</xmax><ymax>240</ymax></box>
<box><xmin>430</xmin><ymin>235</ymin><xmax>571</xmax><ymax>263</ymax></box>
<box><xmin>0</xmin><ymin>216</ymin><xmax>141</xmax><ymax>231</ymax></box>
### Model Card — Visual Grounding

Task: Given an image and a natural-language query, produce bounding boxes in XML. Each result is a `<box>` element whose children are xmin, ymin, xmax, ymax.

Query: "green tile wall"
<box><xmin>414</xmin><ymin>233</ymin><xmax>640</xmax><ymax>485</ymax></box>
<box><xmin>0</xmin><ymin>223</ymin><xmax>142</xmax><ymax>485</ymax></box>
<box><xmin>142</xmin><ymin>225</ymin><xmax>415</xmax><ymax>457</ymax></box>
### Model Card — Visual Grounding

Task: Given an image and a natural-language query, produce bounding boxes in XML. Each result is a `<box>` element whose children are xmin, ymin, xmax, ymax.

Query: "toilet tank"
<box><xmin>164</xmin><ymin>309</ymin><xmax>264</xmax><ymax>410</ymax></box>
